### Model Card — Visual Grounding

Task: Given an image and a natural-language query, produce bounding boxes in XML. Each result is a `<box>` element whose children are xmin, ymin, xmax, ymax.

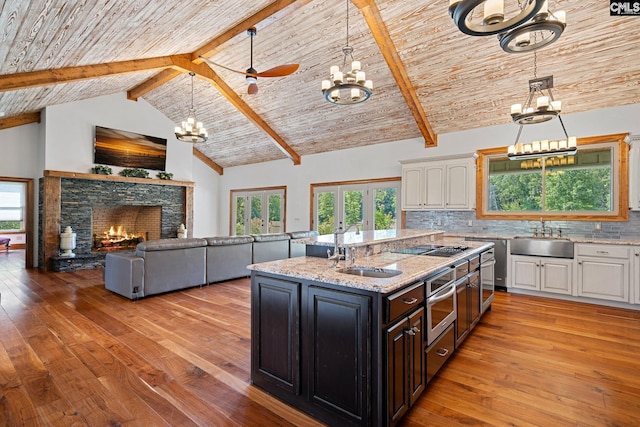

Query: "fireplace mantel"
<box><xmin>43</xmin><ymin>170</ymin><xmax>195</xmax><ymax>188</ymax></box>
<box><xmin>40</xmin><ymin>170</ymin><xmax>194</xmax><ymax>271</ymax></box>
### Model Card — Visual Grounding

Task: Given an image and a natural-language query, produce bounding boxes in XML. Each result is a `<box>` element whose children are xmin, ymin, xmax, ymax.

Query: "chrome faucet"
<box><xmin>328</xmin><ymin>224</ymin><xmax>360</xmax><ymax>267</ymax></box>
<box><xmin>540</xmin><ymin>218</ymin><xmax>546</xmax><ymax>238</ymax></box>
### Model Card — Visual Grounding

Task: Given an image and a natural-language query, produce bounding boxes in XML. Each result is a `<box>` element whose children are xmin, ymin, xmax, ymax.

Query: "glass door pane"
<box><xmin>342</xmin><ymin>189</ymin><xmax>364</xmax><ymax>231</ymax></box>
<box><xmin>234</xmin><ymin>195</ymin><xmax>246</xmax><ymax>235</ymax></box>
<box><xmin>374</xmin><ymin>187</ymin><xmax>397</xmax><ymax>230</ymax></box>
<box><xmin>315</xmin><ymin>190</ymin><xmax>336</xmax><ymax>235</ymax></box>
<box><xmin>267</xmin><ymin>193</ymin><xmax>283</xmax><ymax>233</ymax></box>
<box><xmin>249</xmin><ymin>195</ymin><xmax>263</xmax><ymax>234</ymax></box>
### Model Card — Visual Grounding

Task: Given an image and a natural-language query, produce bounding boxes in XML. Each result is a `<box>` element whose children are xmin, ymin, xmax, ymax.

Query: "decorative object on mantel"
<box><xmin>321</xmin><ymin>0</ymin><xmax>373</xmax><ymax>105</ymax></box>
<box><xmin>157</xmin><ymin>171</ymin><xmax>173</xmax><ymax>180</ymax></box>
<box><xmin>175</xmin><ymin>72</ymin><xmax>208</xmax><ymax>143</ymax></box>
<box><xmin>59</xmin><ymin>226</ymin><xmax>77</xmax><ymax>258</ymax></box>
<box><xmin>506</xmin><ymin>51</ymin><xmax>575</xmax><ymax>161</ymax></box>
<box><xmin>177</xmin><ymin>224</ymin><xmax>187</xmax><ymax>239</ymax></box>
<box><xmin>92</xmin><ymin>165</ymin><xmax>112</xmax><ymax>175</ymax></box>
<box><xmin>119</xmin><ymin>168</ymin><xmax>150</xmax><ymax>178</ymax></box>
<box><xmin>498</xmin><ymin>0</ymin><xmax>566</xmax><ymax>53</ymax></box>
<box><xmin>448</xmin><ymin>0</ymin><xmax>545</xmax><ymax>36</ymax></box>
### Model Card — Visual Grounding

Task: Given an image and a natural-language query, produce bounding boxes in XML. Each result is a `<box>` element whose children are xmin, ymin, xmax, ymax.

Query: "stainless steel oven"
<box><xmin>480</xmin><ymin>248</ymin><xmax>496</xmax><ymax>313</ymax></box>
<box><xmin>426</xmin><ymin>267</ymin><xmax>456</xmax><ymax>345</ymax></box>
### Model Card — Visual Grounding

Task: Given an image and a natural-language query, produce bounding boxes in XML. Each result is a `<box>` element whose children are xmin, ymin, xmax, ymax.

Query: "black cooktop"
<box><xmin>392</xmin><ymin>245</ymin><xmax>470</xmax><ymax>257</ymax></box>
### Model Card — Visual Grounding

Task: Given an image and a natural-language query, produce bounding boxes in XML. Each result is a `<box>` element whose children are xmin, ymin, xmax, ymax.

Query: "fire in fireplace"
<box><xmin>91</xmin><ymin>205</ymin><xmax>161</xmax><ymax>252</ymax></box>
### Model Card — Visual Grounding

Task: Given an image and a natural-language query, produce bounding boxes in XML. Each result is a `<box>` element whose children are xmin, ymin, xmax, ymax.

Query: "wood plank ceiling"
<box><xmin>0</xmin><ymin>1</ymin><xmax>639</xmax><ymax>173</ymax></box>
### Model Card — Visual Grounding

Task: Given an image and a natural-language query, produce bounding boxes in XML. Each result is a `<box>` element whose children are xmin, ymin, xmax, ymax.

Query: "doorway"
<box><xmin>0</xmin><ymin>177</ymin><xmax>34</xmax><ymax>269</ymax></box>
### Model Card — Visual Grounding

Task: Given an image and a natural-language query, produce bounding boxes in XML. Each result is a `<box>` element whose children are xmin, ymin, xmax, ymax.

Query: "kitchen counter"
<box><xmin>446</xmin><ymin>232</ymin><xmax>640</xmax><ymax>246</ymax></box>
<box><xmin>248</xmin><ymin>236</ymin><xmax>492</xmax><ymax>293</ymax></box>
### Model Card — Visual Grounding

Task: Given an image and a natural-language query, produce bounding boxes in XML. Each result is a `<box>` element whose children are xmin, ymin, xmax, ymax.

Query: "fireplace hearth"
<box><xmin>91</xmin><ymin>205</ymin><xmax>161</xmax><ymax>252</ymax></box>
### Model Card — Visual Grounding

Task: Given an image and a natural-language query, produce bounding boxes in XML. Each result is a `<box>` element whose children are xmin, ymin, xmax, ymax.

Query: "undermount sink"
<box><xmin>337</xmin><ymin>266</ymin><xmax>402</xmax><ymax>278</ymax></box>
<box><xmin>510</xmin><ymin>237</ymin><xmax>574</xmax><ymax>259</ymax></box>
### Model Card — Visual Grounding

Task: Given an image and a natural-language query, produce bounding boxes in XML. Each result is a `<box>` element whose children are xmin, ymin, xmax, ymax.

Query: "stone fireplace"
<box><xmin>40</xmin><ymin>170</ymin><xmax>193</xmax><ymax>271</ymax></box>
<box><xmin>91</xmin><ymin>205</ymin><xmax>162</xmax><ymax>252</ymax></box>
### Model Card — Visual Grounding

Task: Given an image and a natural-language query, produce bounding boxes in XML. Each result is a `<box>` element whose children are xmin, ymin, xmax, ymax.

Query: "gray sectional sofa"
<box><xmin>104</xmin><ymin>231</ymin><xmax>318</xmax><ymax>300</ymax></box>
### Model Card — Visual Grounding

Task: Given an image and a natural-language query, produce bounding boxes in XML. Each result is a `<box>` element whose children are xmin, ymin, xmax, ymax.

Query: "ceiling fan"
<box><xmin>199</xmin><ymin>27</ymin><xmax>299</xmax><ymax>95</ymax></box>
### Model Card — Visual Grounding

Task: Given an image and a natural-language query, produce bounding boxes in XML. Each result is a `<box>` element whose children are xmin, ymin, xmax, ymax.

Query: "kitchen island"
<box><xmin>248</xmin><ymin>230</ymin><xmax>493</xmax><ymax>426</ymax></box>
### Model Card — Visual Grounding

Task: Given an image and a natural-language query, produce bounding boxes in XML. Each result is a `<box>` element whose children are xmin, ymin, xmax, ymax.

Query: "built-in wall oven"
<box><xmin>425</xmin><ymin>267</ymin><xmax>457</xmax><ymax>345</ymax></box>
<box><xmin>480</xmin><ymin>248</ymin><xmax>496</xmax><ymax>313</ymax></box>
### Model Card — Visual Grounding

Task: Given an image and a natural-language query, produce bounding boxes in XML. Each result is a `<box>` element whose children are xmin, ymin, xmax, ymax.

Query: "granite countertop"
<box><xmin>296</xmin><ymin>228</ymin><xmax>444</xmax><ymax>247</ymax></box>
<box><xmin>248</xmin><ymin>237</ymin><xmax>493</xmax><ymax>294</ymax></box>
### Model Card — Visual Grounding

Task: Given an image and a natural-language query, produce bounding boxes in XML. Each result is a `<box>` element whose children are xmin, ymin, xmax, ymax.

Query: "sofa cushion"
<box><xmin>205</xmin><ymin>235</ymin><xmax>254</xmax><ymax>246</ymax></box>
<box><xmin>136</xmin><ymin>237</ymin><xmax>207</xmax><ymax>253</ymax></box>
<box><xmin>287</xmin><ymin>230</ymin><xmax>319</xmax><ymax>239</ymax></box>
<box><xmin>251</xmin><ymin>233</ymin><xmax>291</xmax><ymax>242</ymax></box>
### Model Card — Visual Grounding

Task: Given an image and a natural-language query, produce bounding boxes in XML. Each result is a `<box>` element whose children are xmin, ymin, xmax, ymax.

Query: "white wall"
<box><xmin>218</xmin><ymin>103</ymin><xmax>640</xmax><ymax>233</ymax></box>
<box><xmin>44</xmin><ymin>93</ymin><xmax>194</xmax><ymax>181</ymax></box>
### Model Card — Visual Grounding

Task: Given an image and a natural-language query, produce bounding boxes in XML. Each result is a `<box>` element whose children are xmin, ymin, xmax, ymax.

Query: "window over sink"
<box><xmin>476</xmin><ymin>133</ymin><xmax>629</xmax><ymax>221</ymax></box>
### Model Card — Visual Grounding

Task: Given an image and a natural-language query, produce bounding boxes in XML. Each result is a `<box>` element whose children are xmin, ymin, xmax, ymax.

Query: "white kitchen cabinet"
<box><xmin>631</xmin><ymin>246</ymin><xmax>640</xmax><ymax>305</ymax></box>
<box><xmin>576</xmin><ymin>244</ymin><xmax>629</xmax><ymax>303</ymax></box>
<box><xmin>510</xmin><ymin>255</ymin><xmax>573</xmax><ymax>294</ymax></box>
<box><xmin>401</xmin><ymin>158</ymin><xmax>474</xmax><ymax>210</ymax></box>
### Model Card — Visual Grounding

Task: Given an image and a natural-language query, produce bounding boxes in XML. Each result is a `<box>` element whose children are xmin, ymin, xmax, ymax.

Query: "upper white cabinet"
<box><xmin>401</xmin><ymin>158</ymin><xmax>475</xmax><ymax>210</ymax></box>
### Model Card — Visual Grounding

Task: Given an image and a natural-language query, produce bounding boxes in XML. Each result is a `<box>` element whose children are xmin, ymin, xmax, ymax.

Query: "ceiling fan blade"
<box><xmin>255</xmin><ymin>64</ymin><xmax>299</xmax><ymax>78</ymax></box>
<box><xmin>248</xmin><ymin>83</ymin><xmax>259</xmax><ymax>95</ymax></box>
<box><xmin>199</xmin><ymin>56</ymin><xmax>247</xmax><ymax>76</ymax></box>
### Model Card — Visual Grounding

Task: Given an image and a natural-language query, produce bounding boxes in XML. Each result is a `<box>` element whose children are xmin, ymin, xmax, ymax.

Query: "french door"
<box><xmin>232</xmin><ymin>188</ymin><xmax>285</xmax><ymax>235</ymax></box>
<box><xmin>313</xmin><ymin>181</ymin><xmax>400</xmax><ymax>234</ymax></box>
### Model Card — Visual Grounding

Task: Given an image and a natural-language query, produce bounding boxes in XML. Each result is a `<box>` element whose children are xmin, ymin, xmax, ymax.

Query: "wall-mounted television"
<box><xmin>94</xmin><ymin>126</ymin><xmax>167</xmax><ymax>171</ymax></box>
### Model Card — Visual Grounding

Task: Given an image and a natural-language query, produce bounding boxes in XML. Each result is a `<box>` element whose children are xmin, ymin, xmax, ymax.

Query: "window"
<box><xmin>231</xmin><ymin>187</ymin><xmax>286</xmax><ymax>235</ymax></box>
<box><xmin>476</xmin><ymin>133</ymin><xmax>629</xmax><ymax>221</ymax></box>
<box><xmin>0</xmin><ymin>181</ymin><xmax>26</xmax><ymax>231</ymax></box>
<box><xmin>312</xmin><ymin>179</ymin><xmax>401</xmax><ymax>234</ymax></box>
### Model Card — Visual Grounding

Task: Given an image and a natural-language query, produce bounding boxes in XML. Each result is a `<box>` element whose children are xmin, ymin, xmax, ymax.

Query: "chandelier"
<box><xmin>321</xmin><ymin>0</ymin><xmax>373</xmax><ymax>105</ymax></box>
<box><xmin>175</xmin><ymin>72</ymin><xmax>208</xmax><ymax>143</ymax></box>
<box><xmin>448</xmin><ymin>1</ymin><xmax>566</xmax><ymax>53</ymax></box>
<box><xmin>507</xmin><ymin>53</ymin><xmax>576</xmax><ymax>160</ymax></box>
<box><xmin>498</xmin><ymin>1</ymin><xmax>566</xmax><ymax>53</ymax></box>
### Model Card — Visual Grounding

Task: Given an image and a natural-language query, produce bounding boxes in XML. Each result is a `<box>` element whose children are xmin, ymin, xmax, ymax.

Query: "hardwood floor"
<box><xmin>1</xmin><ymin>255</ymin><xmax>639</xmax><ymax>426</ymax></box>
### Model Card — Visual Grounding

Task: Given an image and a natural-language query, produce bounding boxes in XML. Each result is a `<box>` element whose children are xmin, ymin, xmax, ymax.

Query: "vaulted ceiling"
<box><xmin>1</xmin><ymin>1</ymin><xmax>638</xmax><ymax>174</ymax></box>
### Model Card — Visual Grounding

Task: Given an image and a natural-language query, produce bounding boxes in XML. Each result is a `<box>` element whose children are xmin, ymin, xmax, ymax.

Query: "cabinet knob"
<box><xmin>406</xmin><ymin>328</ymin><xmax>416</xmax><ymax>336</ymax></box>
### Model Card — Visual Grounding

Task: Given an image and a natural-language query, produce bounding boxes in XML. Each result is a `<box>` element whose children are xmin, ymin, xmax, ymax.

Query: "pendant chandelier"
<box><xmin>175</xmin><ymin>72</ymin><xmax>208</xmax><ymax>143</ymax></box>
<box><xmin>321</xmin><ymin>0</ymin><xmax>373</xmax><ymax>105</ymax></box>
<box><xmin>507</xmin><ymin>52</ymin><xmax>576</xmax><ymax>160</ymax></box>
<box><xmin>448</xmin><ymin>1</ymin><xmax>566</xmax><ymax>53</ymax></box>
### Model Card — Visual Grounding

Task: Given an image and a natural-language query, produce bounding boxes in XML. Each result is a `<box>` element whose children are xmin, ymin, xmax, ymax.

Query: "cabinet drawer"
<box><xmin>468</xmin><ymin>255</ymin><xmax>480</xmax><ymax>272</ymax></box>
<box><xmin>455</xmin><ymin>260</ymin><xmax>469</xmax><ymax>278</ymax></box>
<box><xmin>386</xmin><ymin>281</ymin><xmax>425</xmax><ymax>323</ymax></box>
<box><xmin>426</xmin><ymin>324</ymin><xmax>454</xmax><ymax>383</ymax></box>
<box><xmin>576</xmin><ymin>244</ymin><xmax>629</xmax><ymax>259</ymax></box>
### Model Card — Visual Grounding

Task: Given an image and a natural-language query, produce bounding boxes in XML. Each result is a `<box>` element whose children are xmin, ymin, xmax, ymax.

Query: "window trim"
<box><xmin>475</xmin><ymin>133</ymin><xmax>629</xmax><ymax>222</ymax></box>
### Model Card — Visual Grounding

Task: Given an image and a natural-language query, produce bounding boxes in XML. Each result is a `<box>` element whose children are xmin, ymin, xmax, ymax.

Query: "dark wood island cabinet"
<box><xmin>249</xmin><ymin>235</ymin><xmax>493</xmax><ymax>426</ymax></box>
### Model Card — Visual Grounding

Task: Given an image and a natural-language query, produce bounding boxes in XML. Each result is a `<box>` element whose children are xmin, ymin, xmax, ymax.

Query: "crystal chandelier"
<box><xmin>507</xmin><ymin>52</ymin><xmax>576</xmax><ymax>160</ymax></box>
<box><xmin>175</xmin><ymin>72</ymin><xmax>208</xmax><ymax>143</ymax></box>
<box><xmin>321</xmin><ymin>0</ymin><xmax>373</xmax><ymax>105</ymax></box>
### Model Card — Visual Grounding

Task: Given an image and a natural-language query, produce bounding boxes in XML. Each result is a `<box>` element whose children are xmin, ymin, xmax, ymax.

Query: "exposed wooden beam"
<box><xmin>192</xmin><ymin>0</ymin><xmax>315</xmax><ymax>61</ymax></box>
<box><xmin>193</xmin><ymin>148</ymin><xmax>224</xmax><ymax>175</ymax></box>
<box><xmin>0</xmin><ymin>55</ymin><xmax>190</xmax><ymax>92</ymax></box>
<box><xmin>0</xmin><ymin>112</ymin><xmax>41</xmax><ymax>130</ymax></box>
<box><xmin>127</xmin><ymin>69</ymin><xmax>182</xmax><ymax>101</ymax></box>
<box><xmin>171</xmin><ymin>57</ymin><xmax>301</xmax><ymax>165</ymax></box>
<box><xmin>351</xmin><ymin>0</ymin><xmax>437</xmax><ymax>147</ymax></box>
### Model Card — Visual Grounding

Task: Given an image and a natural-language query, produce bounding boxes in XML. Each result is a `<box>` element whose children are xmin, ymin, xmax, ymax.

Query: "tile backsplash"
<box><xmin>406</xmin><ymin>210</ymin><xmax>640</xmax><ymax>241</ymax></box>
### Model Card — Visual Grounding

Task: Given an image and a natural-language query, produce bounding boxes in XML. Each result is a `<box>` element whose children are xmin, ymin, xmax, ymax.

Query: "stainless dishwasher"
<box><xmin>465</xmin><ymin>237</ymin><xmax>507</xmax><ymax>291</ymax></box>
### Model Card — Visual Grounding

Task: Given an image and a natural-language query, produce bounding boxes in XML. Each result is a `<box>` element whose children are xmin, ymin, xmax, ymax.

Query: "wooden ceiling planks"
<box><xmin>0</xmin><ymin>0</ymin><xmax>639</xmax><ymax>169</ymax></box>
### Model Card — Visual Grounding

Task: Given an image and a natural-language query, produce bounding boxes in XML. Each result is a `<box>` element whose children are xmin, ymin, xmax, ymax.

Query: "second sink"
<box><xmin>510</xmin><ymin>238</ymin><xmax>574</xmax><ymax>259</ymax></box>
<box><xmin>337</xmin><ymin>266</ymin><xmax>402</xmax><ymax>278</ymax></box>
